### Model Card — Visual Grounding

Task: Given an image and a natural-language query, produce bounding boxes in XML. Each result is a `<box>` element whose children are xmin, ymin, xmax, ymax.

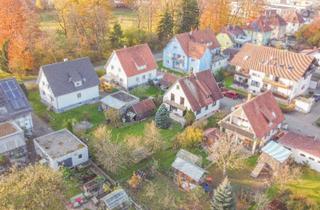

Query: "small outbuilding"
<box><xmin>172</xmin><ymin>149</ymin><xmax>206</xmax><ymax>191</ymax></box>
<box><xmin>0</xmin><ymin>121</ymin><xmax>26</xmax><ymax>157</ymax></box>
<box><xmin>251</xmin><ymin>141</ymin><xmax>291</xmax><ymax>178</ymax></box>
<box><xmin>100</xmin><ymin>189</ymin><xmax>132</xmax><ymax>210</ymax></box>
<box><xmin>100</xmin><ymin>91</ymin><xmax>139</xmax><ymax>114</ymax></box>
<box><xmin>34</xmin><ymin>129</ymin><xmax>89</xmax><ymax>170</ymax></box>
<box><xmin>126</xmin><ymin>99</ymin><xmax>156</xmax><ymax>121</ymax></box>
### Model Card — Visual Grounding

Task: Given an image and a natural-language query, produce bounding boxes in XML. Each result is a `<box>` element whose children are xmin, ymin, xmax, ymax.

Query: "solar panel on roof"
<box><xmin>8</xmin><ymin>80</ymin><xmax>17</xmax><ymax>89</ymax></box>
<box><xmin>1</xmin><ymin>82</ymin><xmax>10</xmax><ymax>91</ymax></box>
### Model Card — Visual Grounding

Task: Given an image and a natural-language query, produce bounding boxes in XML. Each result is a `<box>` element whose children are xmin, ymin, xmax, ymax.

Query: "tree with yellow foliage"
<box><xmin>176</xmin><ymin>126</ymin><xmax>203</xmax><ymax>148</ymax></box>
<box><xmin>0</xmin><ymin>164</ymin><xmax>66</xmax><ymax>210</ymax></box>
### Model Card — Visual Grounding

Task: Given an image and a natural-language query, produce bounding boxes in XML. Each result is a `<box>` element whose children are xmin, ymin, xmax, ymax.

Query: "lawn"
<box><xmin>157</xmin><ymin>61</ymin><xmax>187</xmax><ymax>77</ymax></box>
<box><xmin>28</xmin><ymin>90</ymin><xmax>105</xmax><ymax>130</ymax></box>
<box><xmin>111</xmin><ymin>8</ymin><xmax>138</xmax><ymax>30</ymax></box>
<box><xmin>130</xmin><ymin>85</ymin><xmax>164</xmax><ymax>99</ymax></box>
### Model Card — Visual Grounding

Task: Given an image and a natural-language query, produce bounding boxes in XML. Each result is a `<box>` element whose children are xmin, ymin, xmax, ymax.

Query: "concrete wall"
<box><xmin>0</xmin><ymin>125</ymin><xmax>25</xmax><ymax>154</ymax></box>
<box><xmin>13</xmin><ymin>113</ymin><xmax>33</xmax><ymax>133</ymax></box>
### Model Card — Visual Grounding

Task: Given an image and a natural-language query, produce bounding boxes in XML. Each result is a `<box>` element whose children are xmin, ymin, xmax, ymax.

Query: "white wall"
<box><xmin>13</xmin><ymin>113</ymin><xmax>33</xmax><ymax>133</ymax></box>
<box><xmin>38</xmin><ymin>70</ymin><xmax>58</xmax><ymax>108</ymax></box>
<box><xmin>52</xmin><ymin>147</ymin><xmax>89</xmax><ymax>170</ymax></box>
<box><xmin>287</xmin><ymin>148</ymin><xmax>320</xmax><ymax>172</ymax></box>
<box><xmin>163</xmin><ymin>82</ymin><xmax>192</xmax><ymax>112</ymax></box>
<box><xmin>0</xmin><ymin>127</ymin><xmax>25</xmax><ymax>154</ymax></box>
<box><xmin>127</xmin><ymin>69</ymin><xmax>157</xmax><ymax>89</ymax></box>
<box><xmin>195</xmin><ymin>100</ymin><xmax>220</xmax><ymax>120</ymax></box>
<box><xmin>105</xmin><ymin>52</ymin><xmax>128</xmax><ymax>88</ymax></box>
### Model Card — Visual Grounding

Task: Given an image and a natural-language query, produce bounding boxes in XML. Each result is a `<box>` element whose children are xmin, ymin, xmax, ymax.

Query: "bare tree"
<box><xmin>254</xmin><ymin>191</ymin><xmax>270</xmax><ymax>210</ymax></box>
<box><xmin>104</xmin><ymin>108</ymin><xmax>122</xmax><ymax>128</ymax></box>
<box><xmin>208</xmin><ymin>133</ymin><xmax>248</xmax><ymax>176</ymax></box>
<box><xmin>91</xmin><ymin>125</ymin><xmax>130</xmax><ymax>173</ymax></box>
<box><xmin>271</xmin><ymin>165</ymin><xmax>301</xmax><ymax>190</ymax></box>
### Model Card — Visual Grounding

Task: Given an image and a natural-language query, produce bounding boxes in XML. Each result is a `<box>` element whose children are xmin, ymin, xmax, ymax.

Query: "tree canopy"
<box><xmin>178</xmin><ymin>0</ymin><xmax>200</xmax><ymax>33</ymax></box>
<box><xmin>211</xmin><ymin>177</ymin><xmax>236</xmax><ymax>210</ymax></box>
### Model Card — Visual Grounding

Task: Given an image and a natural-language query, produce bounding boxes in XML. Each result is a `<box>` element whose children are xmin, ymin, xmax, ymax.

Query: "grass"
<box><xmin>157</xmin><ymin>61</ymin><xmax>187</xmax><ymax>77</ymax></box>
<box><xmin>28</xmin><ymin>90</ymin><xmax>105</xmax><ymax>130</ymax></box>
<box><xmin>130</xmin><ymin>85</ymin><xmax>164</xmax><ymax>98</ymax></box>
<box><xmin>224</xmin><ymin>75</ymin><xmax>234</xmax><ymax>89</ymax></box>
<box><xmin>111</xmin><ymin>8</ymin><xmax>138</xmax><ymax>30</ymax></box>
<box><xmin>206</xmin><ymin>112</ymin><xmax>227</xmax><ymax>128</ymax></box>
<box><xmin>64</xmin><ymin>177</ymin><xmax>82</xmax><ymax>199</ymax></box>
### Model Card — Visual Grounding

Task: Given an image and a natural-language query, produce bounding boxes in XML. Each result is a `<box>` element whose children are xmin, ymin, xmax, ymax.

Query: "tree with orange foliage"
<box><xmin>0</xmin><ymin>0</ymin><xmax>40</xmax><ymax>74</ymax></box>
<box><xmin>200</xmin><ymin>0</ymin><xmax>231</xmax><ymax>32</ymax></box>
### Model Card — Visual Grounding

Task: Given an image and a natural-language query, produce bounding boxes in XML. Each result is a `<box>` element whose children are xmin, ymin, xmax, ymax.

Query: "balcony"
<box><xmin>233</xmin><ymin>80</ymin><xmax>249</xmax><ymax>89</ymax></box>
<box><xmin>263</xmin><ymin>77</ymin><xmax>291</xmax><ymax>89</ymax></box>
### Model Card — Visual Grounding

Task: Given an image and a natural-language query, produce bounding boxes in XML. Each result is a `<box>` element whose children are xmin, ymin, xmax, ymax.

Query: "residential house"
<box><xmin>0</xmin><ymin>78</ymin><xmax>33</xmax><ymax>134</ymax></box>
<box><xmin>216</xmin><ymin>32</ymin><xmax>234</xmax><ymax>51</ymax></box>
<box><xmin>230</xmin><ymin>43</ymin><xmax>318</xmax><ymax>102</ymax></box>
<box><xmin>278</xmin><ymin>132</ymin><xmax>320</xmax><ymax>172</ymax></box>
<box><xmin>262</xmin><ymin>10</ymin><xmax>287</xmax><ymax>40</ymax></box>
<box><xmin>300</xmin><ymin>48</ymin><xmax>320</xmax><ymax>89</ymax></box>
<box><xmin>34</xmin><ymin>129</ymin><xmax>89</xmax><ymax>170</ymax></box>
<box><xmin>163</xmin><ymin>70</ymin><xmax>223</xmax><ymax>120</ymax></box>
<box><xmin>105</xmin><ymin>44</ymin><xmax>157</xmax><ymax>89</ymax></box>
<box><xmin>38</xmin><ymin>57</ymin><xmax>100</xmax><ymax>113</ymax></box>
<box><xmin>158</xmin><ymin>72</ymin><xmax>178</xmax><ymax>90</ymax></box>
<box><xmin>0</xmin><ymin>121</ymin><xmax>26</xmax><ymax>158</ymax></box>
<box><xmin>220</xmin><ymin>25</ymin><xmax>251</xmax><ymax>48</ymax></box>
<box><xmin>282</xmin><ymin>10</ymin><xmax>305</xmax><ymax>35</ymax></box>
<box><xmin>163</xmin><ymin>29</ymin><xmax>228</xmax><ymax>73</ymax></box>
<box><xmin>244</xmin><ymin>18</ymin><xmax>273</xmax><ymax>45</ymax></box>
<box><xmin>219</xmin><ymin>91</ymin><xmax>285</xmax><ymax>154</ymax></box>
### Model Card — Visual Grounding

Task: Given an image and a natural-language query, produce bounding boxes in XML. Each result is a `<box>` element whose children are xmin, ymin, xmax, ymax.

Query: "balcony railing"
<box><xmin>233</xmin><ymin>80</ymin><xmax>249</xmax><ymax>89</ymax></box>
<box><xmin>263</xmin><ymin>77</ymin><xmax>291</xmax><ymax>89</ymax></box>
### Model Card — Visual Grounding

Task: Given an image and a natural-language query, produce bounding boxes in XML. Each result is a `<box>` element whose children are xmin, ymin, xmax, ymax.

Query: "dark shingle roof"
<box><xmin>0</xmin><ymin>78</ymin><xmax>32</xmax><ymax>122</ymax></box>
<box><xmin>40</xmin><ymin>57</ymin><xmax>99</xmax><ymax>97</ymax></box>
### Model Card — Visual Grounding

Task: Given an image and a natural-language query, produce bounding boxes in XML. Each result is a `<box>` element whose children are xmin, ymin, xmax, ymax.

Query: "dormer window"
<box><xmin>207</xmin><ymin>42</ymin><xmax>212</xmax><ymax>46</ymax></box>
<box><xmin>137</xmin><ymin>65</ymin><xmax>146</xmax><ymax>71</ymax></box>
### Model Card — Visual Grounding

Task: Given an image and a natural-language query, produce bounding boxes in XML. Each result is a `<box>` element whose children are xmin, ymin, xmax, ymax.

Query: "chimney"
<box><xmin>63</xmin><ymin>58</ymin><xmax>68</xmax><ymax>62</ymax></box>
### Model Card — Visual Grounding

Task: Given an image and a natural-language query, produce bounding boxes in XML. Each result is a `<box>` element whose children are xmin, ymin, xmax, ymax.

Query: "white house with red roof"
<box><xmin>105</xmin><ymin>44</ymin><xmax>158</xmax><ymax>89</ymax></box>
<box><xmin>163</xmin><ymin>29</ymin><xmax>228</xmax><ymax>73</ymax></box>
<box><xmin>163</xmin><ymin>70</ymin><xmax>223</xmax><ymax>121</ymax></box>
<box><xmin>282</xmin><ymin>10</ymin><xmax>305</xmax><ymax>35</ymax></box>
<box><xmin>279</xmin><ymin>132</ymin><xmax>320</xmax><ymax>172</ymax></box>
<box><xmin>243</xmin><ymin>18</ymin><xmax>273</xmax><ymax>45</ymax></box>
<box><xmin>219</xmin><ymin>91</ymin><xmax>285</xmax><ymax>154</ymax></box>
<box><xmin>230</xmin><ymin>44</ymin><xmax>318</xmax><ymax>102</ymax></box>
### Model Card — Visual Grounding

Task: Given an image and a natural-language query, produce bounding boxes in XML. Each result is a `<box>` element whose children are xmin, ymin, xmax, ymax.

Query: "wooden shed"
<box><xmin>126</xmin><ymin>99</ymin><xmax>156</xmax><ymax>121</ymax></box>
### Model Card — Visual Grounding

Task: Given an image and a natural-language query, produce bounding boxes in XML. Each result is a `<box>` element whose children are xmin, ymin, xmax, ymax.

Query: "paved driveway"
<box><xmin>285</xmin><ymin>101</ymin><xmax>320</xmax><ymax>137</ymax></box>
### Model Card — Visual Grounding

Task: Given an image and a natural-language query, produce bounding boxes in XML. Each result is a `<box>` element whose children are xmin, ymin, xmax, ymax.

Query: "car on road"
<box><xmin>222</xmin><ymin>90</ymin><xmax>240</xmax><ymax>99</ymax></box>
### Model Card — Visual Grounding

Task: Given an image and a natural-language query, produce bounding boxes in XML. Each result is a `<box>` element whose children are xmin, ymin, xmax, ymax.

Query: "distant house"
<box><xmin>0</xmin><ymin>78</ymin><xmax>33</xmax><ymax>134</ymax></box>
<box><xmin>300</xmin><ymin>48</ymin><xmax>320</xmax><ymax>89</ymax></box>
<box><xmin>230</xmin><ymin>43</ymin><xmax>318</xmax><ymax>102</ymax></box>
<box><xmin>38</xmin><ymin>57</ymin><xmax>100</xmax><ymax>113</ymax></box>
<box><xmin>34</xmin><ymin>129</ymin><xmax>89</xmax><ymax>170</ymax></box>
<box><xmin>262</xmin><ymin>10</ymin><xmax>287</xmax><ymax>40</ymax></box>
<box><xmin>282</xmin><ymin>10</ymin><xmax>305</xmax><ymax>35</ymax></box>
<box><xmin>244</xmin><ymin>18</ymin><xmax>272</xmax><ymax>45</ymax></box>
<box><xmin>105</xmin><ymin>44</ymin><xmax>158</xmax><ymax>89</ymax></box>
<box><xmin>216</xmin><ymin>32</ymin><xmax>234</xmax><ymax>51</ymax></box>
<box><xmin>163</xmin><ymin>29</ymin><xmax>228</xmax><ymax>73</ymax></box>
<box><xmin>0</xmin><ymin>121</ymin><xmax>26</xmax><ymax>158</ymax></box>
<box><xmin>278</xmin><ymin>132</ymin><xmax>320</xmax><ymax>172</ymax></box>
<box><xmin>163</xmin><ymin>70</ymin><xmax>223</xmax><ymax>120</ymax></box>
<box><xmin>219</xmin><ymin>91</ymin><xmax>285</xmax><ymax>154</ymax></box>
<box><xmin>100</xmin><ymin>91</ymin><xmax>139</xmax><ymax>114</ymax></box>
<box><xmin>220</xmin><ymin>25</ymin><xmax>251</xmax><ymax>48</ymax></box>
<box><xmin>126</xmin><ymin>99</ymin><xmax>156</xmax><ymax>121</ymax></box>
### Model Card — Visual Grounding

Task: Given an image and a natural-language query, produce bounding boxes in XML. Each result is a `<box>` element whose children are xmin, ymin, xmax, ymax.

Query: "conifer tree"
<box><xmin>110</xmin><ymin>22</ymin><xmax>124</xmax><ymax>49</ymax></box>
<box><xmin>0</xmin><ymin>39</ymin><xmax>9</xmax><ymax>73</ymax></box>
<box><xmin>157</xmin><ymin>8</ymin><xmax>174</xmax><ymax>44</ymax></box>
<box><xmin>178</xmin><ymin>0</ymin><xmax>200</xmax><ymax>33</ymax></box>
<box><xmin>212</xmin><ymin>177</ymin><xmax>236</xmax><ymax>210</ymax></box>
<box><xmin>155</xmin><ymin>104</ymin><xmax>171</xmax><ymax>129</ymax></box>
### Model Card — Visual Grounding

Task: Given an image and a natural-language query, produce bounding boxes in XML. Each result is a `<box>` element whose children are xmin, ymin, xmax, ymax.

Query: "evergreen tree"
<box><xmin>212</xmin><ymin>177</ymin><xmax>236</xmax><ymax>210</ymax></box>
<box><xmin>178</xmin><ymin>0</ymin><xmax>200</xmax><ymax>33</ymax></box>
<box><xmin>157</xmin><ymin>8</ymin><xmax>174</xmax><ymax>44</ymax></box>
<box><xmin>155</xmin><ymin>104</ymin><xmax>171</xmax><ymax>129</ymax></box>
<box><xmin>110</xmin><ymin>22</ymin><xmax>124</xmax><ymax>49</ymax></box>
<box><xmin>0</xmin><ymin>39</ymin><xmax>9</xmax><ymax>73</ymax></box>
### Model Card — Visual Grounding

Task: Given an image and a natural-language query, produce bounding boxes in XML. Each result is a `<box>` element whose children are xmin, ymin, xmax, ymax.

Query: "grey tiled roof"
<box><xmin>40</xmin><ymin>57</ymin><xmax>99</xmax><ymax>97</ymax></box>
<box><xmin>0</xmin><ymin>78</ymin><xmax>32</xmax><ymax>122</ymax></box>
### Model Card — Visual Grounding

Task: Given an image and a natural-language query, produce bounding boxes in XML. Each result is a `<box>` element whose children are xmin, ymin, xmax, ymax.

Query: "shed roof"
<box><xmin>172</xmin><ymin>157</ymin><xmax>206</xmax><ymax>182</ymax></box>
<box><xmin>261</xmin><ymin>141</ymin><xmax>291</xmax><ymax>163</ymax></box>
<box><xmin>100</xmin><ymin>91</ymin><xmax>139</xmax><ymax>110</ymax></box>
<box><xmin>176</xmin><ymin>149</ymin><xmax>202</xmax><ymax>165</ymax></box>
<box><xmin>101</xmin><ymin>189</ymin><xmax>130</xmax><ymax>210</ymax></box>
<box><xmin>131</xmin><ymin>99</ymin><xmax>156</xmax><ymax>116</ymax></box>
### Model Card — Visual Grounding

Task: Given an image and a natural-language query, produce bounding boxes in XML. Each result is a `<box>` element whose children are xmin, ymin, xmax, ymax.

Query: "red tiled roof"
<box><xmin>283</xmin><ymin>11</ymin><xmax>304</xmax><ymax>24</ymax></box>
<box><xmin>244</xmin><ymin>18</ymin><xmax>273</xmax><ymax>32</ymax></box>
<box><xmin>278</xmin><ymin>132</ymin><xmax>320</xmax><ymax>158</ymax></box>
<box><xmin>115</xmin><ymin>44</ymin><xmax>157</xmax><ymax>77</ymax></box>
<box><xmin>178</xmin><ymin>70</ymin><xmax>223</xmax><ymax>112</ymax></box>
<box><xmin>131</xmin><ymin>99</ymin><xmax>156</xmax><ymax>116</ymax></box>
<box><xmin>242</xmin><ymin>91</ymin><xmax>284</xmax><ymax>138</ymax></box>
<box><xmin>160</xmin><ymin>72</ymin><xmax>178</xmax><ymax>88</ymax></box>
<box><xmin>222</xmin><ymin>25</ymin><xmax>246</xmax><ymax>37</ymax></box>
<box><xmin>230</xmin><ymin>43</ymin><xmax>315</xmax><ymax>81</ymax></box>
<box><xmin>175</xmin><ymin>29</ymin><xmax>220</xmax><ymax>59</ymax></box>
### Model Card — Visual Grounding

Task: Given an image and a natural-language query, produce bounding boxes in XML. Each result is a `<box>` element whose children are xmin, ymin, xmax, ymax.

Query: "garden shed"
<box><xmin>126</xmin><ymin>98</ymin><xmax>156</xmax><ymax>121</ymax></box>
<box><xmin>251</xmin><ymin>141</ymin><xmax>291</xmax><ymax>178</ymax></box>
<box><xmin>100</xmin><ymin>91</ymin><xmax>139</xmax><ymax>114</ymax></box>
<box><xmin>100</xmin><ymin>189</ymin><xmax>132</xmax><ymax>210</ymax></box>
<box><xmin>172</xmin><ymin>149</ymin><xmax>206</xmax><ymax>191</ymax></box>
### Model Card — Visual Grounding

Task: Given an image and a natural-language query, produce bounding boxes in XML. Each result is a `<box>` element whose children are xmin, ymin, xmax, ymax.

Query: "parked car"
<box><xmin>223</xmin><ymin>90</ymin><xmax>240</xmax><ymax>99</ymax></box>
<box><xmin>313</xmin><ymin>94</ymin><xmax>320</xmax><ymax>102</ymax></box>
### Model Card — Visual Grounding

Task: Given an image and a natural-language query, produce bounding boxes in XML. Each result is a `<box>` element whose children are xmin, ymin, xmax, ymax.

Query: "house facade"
<box><xmin>105</xmin><ymin>44</ymin><xmax>157</xmax><ymax>89</ymax></box>
<box><xmin>230</xmin><ymin>43</ymin><xmax>318</xmax><ymax>102</ymax></box>
<box><xmin>219</xmin><ymin>91</ymin><xmax>285</xmax><ymax>154</ymax></box>
<box><xmin>283</xmin><ymin>10</ymin><xmax>305</xmax><ymax>35</ymax></box>
<box><xmin>279</xmin><ymin>132</ymin><xmax>320</xmax><ymax>172</ymax></box>
<box><xmin>216</xmin><ymin>33</ymin><xmax>234</xmax><ymax>51</ymax></box>
<box><xmin>38</xmin><ymin>57</ymin><xmax>100</xmax><ymax>113</ymax></box>
<box><xmin>221</xmin><ymin>25</ymin><xmax>251</xmax><ymax>48</ymax></box>
<box><xmin>163</xmin><ymin>70</ymin><xmax>222</xmax><ymax>120</ymax></box>
<box><xmin>262</xmin><ymin>10</ymin><xmax>287</xmax><ymax>40</ymax></box>
<box><xmin>34</xmin><ymin>129</ymin><xmax>89</xmax><ymax>170</ymax></box>
<box><xmin>0</xmin><ymin>78</ymin><xmax>33</xmax><ymax>134</ymax></box>
<box><xmin>244</xmin><ymin>18</ymin><xmax>272</xmax><ymax>45</ymax></box>
<box><xmin>163</xmin><ymin>29</ymin><xmax>228</xmax><ymax>73</ymax></box>
<box><xmin>0</xmin><ymin>122</ymin><xmax>26</xmax><ymax>157</ymax></box>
